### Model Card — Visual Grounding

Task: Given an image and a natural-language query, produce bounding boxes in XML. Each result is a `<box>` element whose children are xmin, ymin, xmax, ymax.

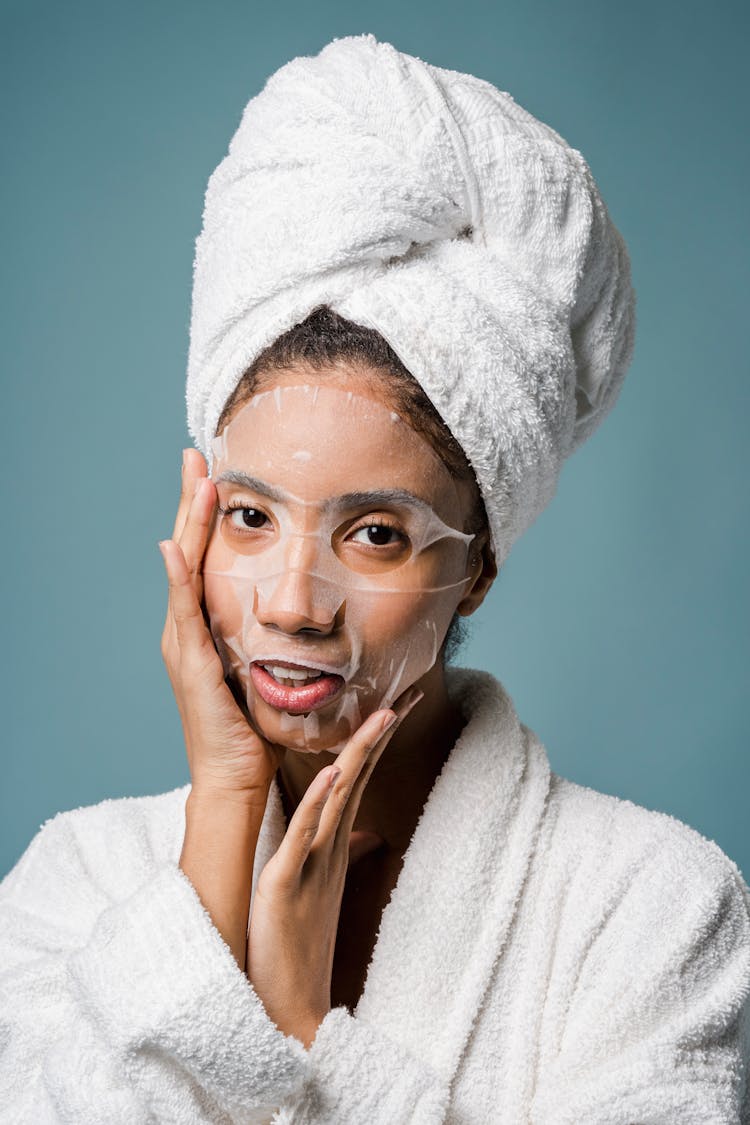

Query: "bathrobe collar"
<box><xmin>252</xmin><ymin>666</ymin><xmax>552</xmax><ymax>1088</ymax></box>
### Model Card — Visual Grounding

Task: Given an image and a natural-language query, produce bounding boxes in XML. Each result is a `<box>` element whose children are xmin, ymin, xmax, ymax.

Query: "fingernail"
<box><xmin>379</xmin><ymin>711</ymin><xmax>398</xmax><ymax>736</ymax></box>
<box><xmin>157</xmin><ymin>540</ymin><xmax>168</xmax><ymax>557</ymax></box>
<box><xmin>326</xmin><ymin>767</ymin><xmax>341</xmax><ymax>790</ymax></box>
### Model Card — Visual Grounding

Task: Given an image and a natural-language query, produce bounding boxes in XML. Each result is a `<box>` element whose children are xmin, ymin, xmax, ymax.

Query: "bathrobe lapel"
<box><xmin>251</xmin><ymin>667</ymin><xmax>551</xmax><ymax>1091</ymax></box>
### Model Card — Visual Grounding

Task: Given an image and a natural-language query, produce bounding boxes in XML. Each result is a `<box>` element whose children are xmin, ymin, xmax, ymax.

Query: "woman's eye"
<box><xmin>222</xmin><ymin>506</ymin><xmax>269</xmax><ymax>530</ymax></box>
<box><xmin>349</xmin><ymin>523</ymin><xmax>404</xmax><ymax>547</ymax></box>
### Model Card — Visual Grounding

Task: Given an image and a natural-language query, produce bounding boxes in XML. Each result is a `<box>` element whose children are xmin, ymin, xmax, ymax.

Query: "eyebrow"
<box><xmin>214</xmin><ymin>472</ymin><xmax>287</xmax><ymax>502</ymax></box>
<box><xmin>213</xmin><ymin>471</ymin><xmax>433</xmax><ymax>513</ymax></box>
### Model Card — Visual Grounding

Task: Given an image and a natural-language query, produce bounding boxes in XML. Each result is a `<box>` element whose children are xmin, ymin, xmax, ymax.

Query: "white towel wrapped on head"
<box><xmin>186</xmin><ymin>33</ymin><xmax>636</xmax><ymax>567</ymax></box>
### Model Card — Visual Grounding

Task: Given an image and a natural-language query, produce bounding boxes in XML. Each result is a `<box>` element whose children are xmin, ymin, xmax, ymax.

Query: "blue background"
<box><xmin>2</xmin><ymin>0</ymin><xmax>748</xmax><ymax>879</ymax></box>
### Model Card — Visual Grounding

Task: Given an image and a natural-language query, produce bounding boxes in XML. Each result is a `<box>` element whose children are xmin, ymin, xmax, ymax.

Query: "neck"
<box><xmin>275</xmin><ymin>661</ymin><xmax>465</xmax><ymax>855</ymax></box>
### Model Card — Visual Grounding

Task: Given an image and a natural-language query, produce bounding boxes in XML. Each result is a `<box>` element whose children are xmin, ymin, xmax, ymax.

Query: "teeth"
<box><xmin>262</xmin><ymin>664</ymin><xmax>325</xmax><ymax>687</ymax></box>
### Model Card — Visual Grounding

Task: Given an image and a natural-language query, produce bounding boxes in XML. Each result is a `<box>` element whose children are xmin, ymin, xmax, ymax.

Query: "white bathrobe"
<box><xmin>1</xmin><ymin>667</ymin><xmax>749</xmax><ymax>1123</ymax></box>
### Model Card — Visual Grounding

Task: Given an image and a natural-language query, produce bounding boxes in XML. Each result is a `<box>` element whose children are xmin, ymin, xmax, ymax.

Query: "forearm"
<box><xmin>179</xmin><ymin>789</ymin><xmax>267</xmax><ymax>971</ymax></box>
<box><xmin>1</xmin><ymin>816</ymin><xmax>309</xmax><ymax>1121</ymax></box>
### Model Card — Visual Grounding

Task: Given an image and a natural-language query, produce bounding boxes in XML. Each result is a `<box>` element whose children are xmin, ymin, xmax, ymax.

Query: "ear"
<box><xmin>455</xmin><ymin>535</ymin><xmax>498</xmax><ymax>617</ymax></box>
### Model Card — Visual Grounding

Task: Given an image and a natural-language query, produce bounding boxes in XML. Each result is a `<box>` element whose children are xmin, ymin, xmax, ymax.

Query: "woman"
<box><xmin>2</xmin><ymin>34</ymin><xmax>749</xmax><ymax>1124</ymax></box>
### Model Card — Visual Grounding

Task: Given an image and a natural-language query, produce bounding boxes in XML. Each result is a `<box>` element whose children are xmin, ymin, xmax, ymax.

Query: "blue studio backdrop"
<box><xmin>2</xmin><ymin>0</ymin><xmax>748</xmax><ymax>878</ymax></box>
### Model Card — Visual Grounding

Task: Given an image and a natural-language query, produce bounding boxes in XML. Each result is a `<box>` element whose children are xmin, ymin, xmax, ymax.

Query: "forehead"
<box><xmin>211</xmin><ymin>381</ymin><xmax>459</xmax><ymax>515</ymax></box>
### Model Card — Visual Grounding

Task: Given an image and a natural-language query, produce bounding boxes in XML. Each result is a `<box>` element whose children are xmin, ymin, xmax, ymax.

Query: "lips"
<box><xmin>250</xmin><ymin>661</ymin><xmax>346</xmax><ymax>714</ymax></box>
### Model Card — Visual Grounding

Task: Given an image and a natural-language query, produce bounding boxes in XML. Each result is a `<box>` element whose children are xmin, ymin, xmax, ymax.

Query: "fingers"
<box><xmin>325</xmin><ymin>686</ymin><xmax>424</xmax><ymax>847</ymax></box>
<box><xmin>158</xmin><ymin>538</ymin><xmax>219</xmax><ymax>674</ymax></box>
<box><xmin>172</xmin><ymin>448</ymin><xmax>209</xmax><ymax>544</ymax></box>
<box><xmin>166</xmin><ymin>450</ymin><xmax>215</xmax><ymax>638</ymax></box>
<box><xmin>275</xmin><ymin>765</ymin><xmax>342</xmax><ymax>876</ymax></box>
<box><xmin>270</xmin><ymin>712</ymin><xmax>392</xmax><ymax>884</ymax></box>
<box><xmin>268</xmin><ymin>686</ymin><xmax>424</xmax><ymax>886</ymax></box>
<box><xmin>177</xmin><ymin>477</ymin><xmax>217</xmax><ymax>584</ymax></box>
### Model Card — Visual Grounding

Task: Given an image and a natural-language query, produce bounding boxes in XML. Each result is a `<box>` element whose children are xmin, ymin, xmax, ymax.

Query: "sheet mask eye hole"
<box><xmin>457</xmin><ymin>223</ymin><xmax>473</xmax><ymax>240</ymax></box>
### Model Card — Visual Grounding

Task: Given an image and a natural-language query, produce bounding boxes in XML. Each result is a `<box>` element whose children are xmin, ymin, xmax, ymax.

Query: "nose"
<box><xmin>251</xmin><ymin>526</ymin><xmax>346</xmax><ymax>634</ymax></box>
<box><xmin>254</xmin><ymin>568</ymin><xmax>342</xmax><ymax>635</ymax></box>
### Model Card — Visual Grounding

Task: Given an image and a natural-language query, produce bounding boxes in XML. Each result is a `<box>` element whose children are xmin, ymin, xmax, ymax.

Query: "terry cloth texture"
<box><xmin>1</xmin><ymin>667</ymin><xmax>749</xmax><ymax>1122</ymax></box>
<box><xmin>185</xmin><ymin>34</ymin><xmax>637</xmax><ymax>567</ymax></box>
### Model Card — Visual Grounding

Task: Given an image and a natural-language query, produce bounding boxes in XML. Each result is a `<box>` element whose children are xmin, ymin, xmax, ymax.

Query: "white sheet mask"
<box><xmin>202</xmin><ymin>382</ymin><xmax>477</xmax><ymax>754</ymax></box>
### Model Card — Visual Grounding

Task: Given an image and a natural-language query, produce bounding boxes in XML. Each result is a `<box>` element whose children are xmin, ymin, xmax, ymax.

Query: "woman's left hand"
<box><xmin>245</xmin><ymin>685</ymin><xmax>424</xmax><ymax>1049</ymax></box>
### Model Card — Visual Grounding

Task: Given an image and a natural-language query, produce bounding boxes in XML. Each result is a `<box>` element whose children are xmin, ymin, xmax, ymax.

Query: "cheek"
<box><xmin>203</xmin><ymin>523</ymin><xmax>232</xmax><ymax>574</ymax></box>
<box><xmin>203</xmin><ymin>529</ymin><xmax>258</xmax><ymax>647</ymax></box>
<box><xmin>348</xmin><ymin>587</ymin><xmax>459</xmax><ymax>687</ymax></box>
<box><xmin>203</xmin><ymin>572</ymin><xmax>250</xmax><ymax>682</ymax></box>
<box><xmin>203</xmin><ymin>567</ymin><xmax>242</xmax><ymax>627</ymax></box>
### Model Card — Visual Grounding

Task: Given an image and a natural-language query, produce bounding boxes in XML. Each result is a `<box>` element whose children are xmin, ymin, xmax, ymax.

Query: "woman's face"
<box><xmin>202</xmin><ymin>368</ymin><xmax>479</xmax><ymax>755</ymax></box>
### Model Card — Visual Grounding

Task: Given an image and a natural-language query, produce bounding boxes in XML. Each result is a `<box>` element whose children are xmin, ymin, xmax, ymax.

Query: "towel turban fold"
<box><xmin>186</xmin><ymin>33</ymin><xmax>636</xmax><ymax>568</ymax></box>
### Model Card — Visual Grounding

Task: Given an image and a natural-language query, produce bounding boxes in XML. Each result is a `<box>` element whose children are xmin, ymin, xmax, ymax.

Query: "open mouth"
<box><xmin>260</xmin><ymin>663</ymin><xmax>328</xmax><ymax>687</ymax></box>
<box><xmin>250</xmin><ymin>661</ymin><xmax>346</xmax><ymax>715</ymax></box>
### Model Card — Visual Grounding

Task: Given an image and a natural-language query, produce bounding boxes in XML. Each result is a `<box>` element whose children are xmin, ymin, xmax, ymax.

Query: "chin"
<box><xmin>253</xmin><ymin>710</ymin><xmax>352</xmax><ymax>756</ymax></box>
<box><xmin>248</xmin><ymin>679</ymin><xmax>380</xmax><ymax>754</ymax></box>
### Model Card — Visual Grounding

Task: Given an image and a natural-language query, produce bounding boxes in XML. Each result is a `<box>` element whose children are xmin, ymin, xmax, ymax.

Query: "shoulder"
<box><xmin>2</xmin><ymin>784</ymin><xmax>192</xmax><ymax>910</ymax></box>
<box><xmin>550</xmin><ymin>771</ymin><xmax>746</xmax><ymax>876</ymax></box>
<box><xmin>458</xmin><ymin>665</ymin><xmax>750</xmax><ymax>911</ymax></box>
<box><xmin>529</xmin><ymin>777</ymin><xmax>750</xmax><ymax>1121</ymax></box>
<box><xmin>542</xmin><ymin>771</ymin><xmax>750</xmax><ymax>947</ymax></box>
<box><xmin>43</xmin><ymin>783</ymin><xmax>191</xmax><ymax>868</ymax></box>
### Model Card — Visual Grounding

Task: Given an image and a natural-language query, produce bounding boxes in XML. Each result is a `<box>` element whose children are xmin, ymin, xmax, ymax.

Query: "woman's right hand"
<box><xmin>158</xmin><ymin>448</ymin><xmax>281</xmax><ymax>807</ymax></box>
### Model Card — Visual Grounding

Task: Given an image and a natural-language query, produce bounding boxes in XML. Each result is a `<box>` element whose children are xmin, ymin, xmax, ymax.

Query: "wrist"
<box><xmin>282</xmin><ymin>1011</ymin><xmax>328</xmax><ymax>1051</ymax></box>
<box><xmin>187</xmin><ymin>781</ymin><xmax>271</xmax><ymax>815</ymax></box>
<box><xmin>180</xmin><ymin>788</ymin><xmax>268</xmax><ymax>972</ymax></box>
